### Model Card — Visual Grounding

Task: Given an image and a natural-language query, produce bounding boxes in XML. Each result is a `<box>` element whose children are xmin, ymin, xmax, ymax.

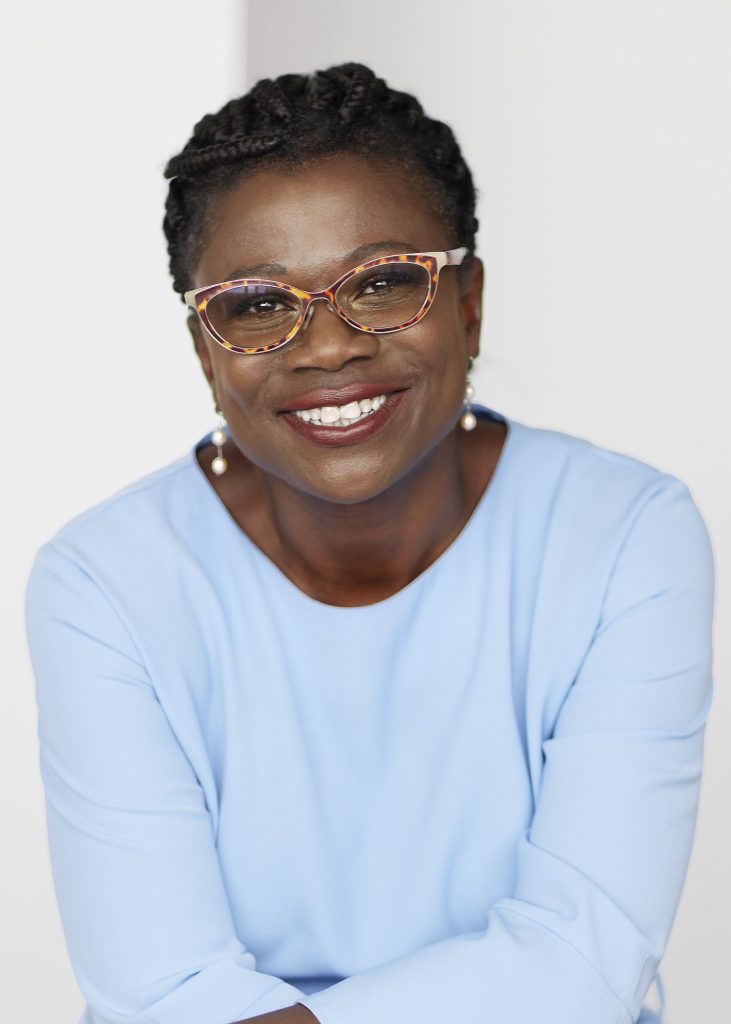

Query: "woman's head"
<box><xmin>162</xmin><ymin>64</ymin><xmax>485</xmax><ymax>506</ymax></box>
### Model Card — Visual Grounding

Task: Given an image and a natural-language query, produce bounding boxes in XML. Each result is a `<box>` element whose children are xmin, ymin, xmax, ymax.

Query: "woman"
<box><xmin>24</xmin><ymin>64</ymin><xmax>714</xmax><ymax>1024</ymax></box>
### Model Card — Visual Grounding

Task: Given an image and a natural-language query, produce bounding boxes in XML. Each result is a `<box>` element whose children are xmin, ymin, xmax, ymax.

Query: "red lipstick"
<box><xmin>281</xmin><ymin>389</ymin><xmax>408</xmax><ymax>448</ymax></box>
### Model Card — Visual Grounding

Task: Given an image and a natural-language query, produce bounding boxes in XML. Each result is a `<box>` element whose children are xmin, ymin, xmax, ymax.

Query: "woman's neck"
<box><xmin>200</xmin><ymin>418</ymin><xmax>506</xmax><ymax>607</ymax></box>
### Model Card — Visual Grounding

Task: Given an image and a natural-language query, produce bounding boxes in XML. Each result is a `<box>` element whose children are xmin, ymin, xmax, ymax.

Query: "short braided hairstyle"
<box><xmin>163</xmin><ymin>62</ymin><xmax>479</xmax><ymax>301</ymax></box>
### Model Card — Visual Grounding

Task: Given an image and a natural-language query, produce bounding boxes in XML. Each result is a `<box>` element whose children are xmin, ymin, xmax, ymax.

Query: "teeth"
<box><xmin>293</xmin><ymin>393</ymin><xmax>389</xmax><ymax>426</ymax></box>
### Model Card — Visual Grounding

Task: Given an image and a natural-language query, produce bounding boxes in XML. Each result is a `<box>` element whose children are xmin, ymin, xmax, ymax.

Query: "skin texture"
<box><xmin>236</xmin><ymin>1006</ymin><xmax>320</xmax><ymax>1024</ymax></box>
<box><xmin>191</xmin><ymin>153</ymin><xmax>507</xmax><ymax>610</ymax></box>
<box><xmin>239</xmin><ymin>1007</ymin><xmax>319</xmax><ymax>1024</ymax></box>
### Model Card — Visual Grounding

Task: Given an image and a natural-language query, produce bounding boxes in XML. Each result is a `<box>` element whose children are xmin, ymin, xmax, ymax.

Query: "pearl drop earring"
<box><xmin>460</xmin><ymin>371</ymin><xmax>477</xmax><ymax>432</ymax></box>
<box><xmin>211</xmin><ymin>405</ymin><xmax>228</xmax><ymax>476</ymax></box>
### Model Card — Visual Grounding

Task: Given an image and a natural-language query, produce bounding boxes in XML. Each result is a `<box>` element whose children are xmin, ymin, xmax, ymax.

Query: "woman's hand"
<box><xmin>233</xmin><ymin>1004</ymin><xmax>321</xmax><ymax>1023</ymax></box>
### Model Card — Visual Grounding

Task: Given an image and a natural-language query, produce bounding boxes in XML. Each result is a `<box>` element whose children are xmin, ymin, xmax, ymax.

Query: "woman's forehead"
<box><xmin>194</xmin><ymin>155</ymin><xmax>452</xmax><ymax>287</ymax></box>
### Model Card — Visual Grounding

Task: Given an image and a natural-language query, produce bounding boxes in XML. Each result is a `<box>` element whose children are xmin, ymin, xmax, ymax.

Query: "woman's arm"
<box><xmin>292</xmin><ymin>477</ymin><xmax>715</xmax><ymax>1024</ymax></box>
<box><xmin>24</xmin><ymin>542</ymin><xmax>309</xmax><ymax>1024</ymax></box>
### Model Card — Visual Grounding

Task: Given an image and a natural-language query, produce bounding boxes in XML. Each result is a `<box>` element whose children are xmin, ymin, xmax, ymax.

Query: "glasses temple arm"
<box><xmin>446</xmin><ymin>246</ymin><xmax>469</xmax><ymax>265</ymax></box>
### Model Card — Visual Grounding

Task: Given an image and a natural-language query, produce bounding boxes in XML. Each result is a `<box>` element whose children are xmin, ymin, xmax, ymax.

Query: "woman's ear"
<box><xmin>460</xmin><ymin>256</ymin><xmax>484</xmax><ymax>361</ymax></box>
<box><xmin>187</xmin><ymin>313</ymin><xmax>215</xmax><ymax>389</ymax></box>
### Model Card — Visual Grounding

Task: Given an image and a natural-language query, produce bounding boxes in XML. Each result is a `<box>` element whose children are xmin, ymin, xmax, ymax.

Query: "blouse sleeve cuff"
<box><xmin>86</xmin><ymin>958</ymin><xmax>306</xmax><ymax>1024</ymax></box>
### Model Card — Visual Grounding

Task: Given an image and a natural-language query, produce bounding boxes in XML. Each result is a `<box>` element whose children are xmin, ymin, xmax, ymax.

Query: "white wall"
<box><xmin>1</xmin><ymin>3</ymin><xmax>246</xmax><ymax>1020</ymax></box>
<box><xmin>247</xmin><ymin>4</ymin><xmax>731</xmax><ymax>1021</ymax></box>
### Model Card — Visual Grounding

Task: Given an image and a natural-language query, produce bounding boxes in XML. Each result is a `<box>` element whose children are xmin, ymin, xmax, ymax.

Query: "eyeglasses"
<box><xmin>184</xmin><ymin>246</ymin><xmax>468</xmax><ymax>355</ymax></box>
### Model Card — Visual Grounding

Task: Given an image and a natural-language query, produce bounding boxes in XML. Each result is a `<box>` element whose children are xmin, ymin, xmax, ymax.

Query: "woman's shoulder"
<box><xmin>29</xmin><ymin>438</ymin><xmax>208</xmax><ymax>578</ymax></box>
<box><xmin>503</xmin><ymin>408</ymin><xmax>690</xmax><ymax>498</ymax></box>
<box><xmin>498</xmin><ymin>410</ymin><xmax>708</xmax><ymax>570</ymax></box>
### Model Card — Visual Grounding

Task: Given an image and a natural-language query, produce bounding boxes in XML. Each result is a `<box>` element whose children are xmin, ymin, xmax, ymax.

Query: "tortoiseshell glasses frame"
<box><xmin>183</xmin><ymin>246</ymin><xmax>469</xmax><ymax>355</ymax></box>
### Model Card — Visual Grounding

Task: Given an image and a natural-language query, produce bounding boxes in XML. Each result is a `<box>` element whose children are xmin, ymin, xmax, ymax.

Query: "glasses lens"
<box><xmin>335</xmin><ymin>261</ymin><xmax>431</xmax><ymax>329</ymax></box>
<box><xmin>205</xmin><ymin>284</ymin><xmax>301</xmax><ymax>349</ymax></box>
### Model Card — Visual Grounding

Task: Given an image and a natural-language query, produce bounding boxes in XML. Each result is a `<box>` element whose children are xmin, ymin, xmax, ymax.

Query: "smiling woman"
<box><xmin>24</xmin><ymin>64</ymin><xmax>714</xmax><ymax>1024</ymax></box>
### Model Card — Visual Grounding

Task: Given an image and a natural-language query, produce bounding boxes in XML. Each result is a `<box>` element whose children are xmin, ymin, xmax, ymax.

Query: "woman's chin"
<box><xmin>289</xmin><ymin>470</ymin><xmax>402</xmax><ymax>508</ymax></box>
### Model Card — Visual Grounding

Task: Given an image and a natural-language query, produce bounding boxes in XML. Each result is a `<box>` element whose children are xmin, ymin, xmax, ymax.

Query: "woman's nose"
<box><xmin>287</xmin><ymin>296</ymin><xmax>379</xmax><ymax>370</ymax></box>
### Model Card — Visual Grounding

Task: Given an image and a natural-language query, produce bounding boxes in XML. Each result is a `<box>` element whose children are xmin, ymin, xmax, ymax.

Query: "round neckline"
<box><xmin>187</xmin><ymin>405</ymin><xmax>520</xmax><ymax>612</ymax></box>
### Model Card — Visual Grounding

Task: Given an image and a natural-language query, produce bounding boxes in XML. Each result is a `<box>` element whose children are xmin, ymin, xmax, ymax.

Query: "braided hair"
<box><xmin>163</xmin><ymin>62</ymin><xmax>478</xmax><ymax>301</ymax></box>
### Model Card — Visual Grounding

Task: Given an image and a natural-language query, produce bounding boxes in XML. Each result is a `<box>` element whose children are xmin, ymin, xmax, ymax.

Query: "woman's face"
<box><xmin>189</xmin><ymin>153</ymin><xmax>483</xmax><ymax>504</ymax></box>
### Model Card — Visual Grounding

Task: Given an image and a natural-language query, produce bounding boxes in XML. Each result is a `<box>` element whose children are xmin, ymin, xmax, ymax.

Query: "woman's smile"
<box><xmin>280</xmin><ymin>387</ymin><xmax>409</xmax><ymax>447</ymax></box>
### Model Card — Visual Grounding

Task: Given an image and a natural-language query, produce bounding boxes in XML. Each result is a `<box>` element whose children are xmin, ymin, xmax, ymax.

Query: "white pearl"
<box><xmin>211</xmin><ymin>455</ymin><xmax>228</xmax><ymax>475</ymax></box>
<box><xmin>461</xmin><ymin>411</ymin><xmax>477</xmax><ymax>432</ymax></box>
<box><xmin>465</xmin><ymin>383</ymin><xmax>475</xmax><ymax>401</ymax></box>
<box><xmin>212</xmin><ymin>428</ymin><xmax>226</xmax><ymax>446</ymax></box>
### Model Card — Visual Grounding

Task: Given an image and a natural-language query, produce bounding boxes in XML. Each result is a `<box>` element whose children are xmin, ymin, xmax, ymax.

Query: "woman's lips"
<box><xmin>281</xmin><ymin>390</ymin><xmax>407</xmax><ymax>447</ymax></box>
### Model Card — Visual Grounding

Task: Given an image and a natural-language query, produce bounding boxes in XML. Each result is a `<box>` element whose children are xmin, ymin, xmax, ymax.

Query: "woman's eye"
<box><xmin>232</xmin><ymin>295</ymin><xmax>291</xmax><ymax>317</ymax></box>
<box><xmin>364</xmin><ymin>278</ymin><xmax>389</xmax><ymax>292</ymax></box>
<box><xmin>344</xmin><ymin>265</ymin><xmax>425</xmax><ymax>307</ymax></box>
<box><xmin>357</xmin><ymin>269</ymin><xmax>414</xmax><ymax>296</ymax></box>
<box><xmin>362</xmin><ymin>274</ymin><xmax>399</xmax><ymax>294</ymax></box>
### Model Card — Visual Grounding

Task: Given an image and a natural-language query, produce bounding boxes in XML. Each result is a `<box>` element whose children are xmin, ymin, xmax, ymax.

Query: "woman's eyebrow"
<box><xmin>222</xmin><ymin>242</ymin><xmax>416</xmax><ymax>282</ymax></box>
<box><xmin>223</xmin><ymin>261</ymin><xmax>287</xmax><ymax>280</ymax></box>
<box><xmin>347</xmin><ymin>240</ymin><xmax>417</xmax><ymax>262</ymax></box>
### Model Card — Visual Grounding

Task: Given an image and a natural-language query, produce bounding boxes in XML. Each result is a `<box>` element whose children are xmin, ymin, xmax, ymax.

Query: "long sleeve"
<box><xmin>297</xmin><ymin>477</ymin><xmax>715</xmax><ymax>1024</ymax></box>
<box><xmin>24</xmin><ymin>541</ymin><xmax>306</xmax><ymax>1024</ymax></box>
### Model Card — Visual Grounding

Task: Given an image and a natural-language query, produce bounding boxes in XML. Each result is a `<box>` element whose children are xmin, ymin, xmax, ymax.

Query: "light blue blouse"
<box><xmin>24</xmin><ymin>406</ymin><xmax>715</xmax><ymax>1024</ymax></box>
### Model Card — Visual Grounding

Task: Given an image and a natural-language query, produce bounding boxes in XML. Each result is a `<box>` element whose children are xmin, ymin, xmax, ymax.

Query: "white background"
<box><xmin>3</xmin><ymin>1</ymin><xmax>729</xmax><ymax>1020</ymax></box>
<box><xmin>1</xmin><ymin>3</ymin><xmax>246</xmax><ymax>1020</ymax></box>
